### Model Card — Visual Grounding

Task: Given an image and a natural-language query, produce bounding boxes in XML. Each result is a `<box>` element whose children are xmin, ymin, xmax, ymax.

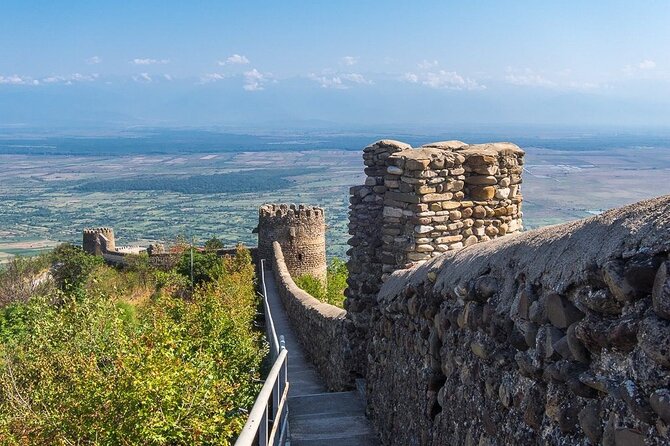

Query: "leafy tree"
<box><xmin>176</xmin><ymin>250</ymin><xmax>225</xmax><ymax>286</ymax></box>
<box><xmin>123</xmin><ymin>253</ymin><xmax>154</xmax><ymax>287</ymax></box>
<box><xmin>50</xmin><ymin>243</ymin><xmax>104</xmax><ymax>292</ymax></box>
<box><xmin>203</xmin><ymin>237</ymin><xmax>225</xmax><ymax>251</ymax></box>
<box><xmin>0</xmin><ymin>245</ymin><xmax>265</xmax><ymax>445</ymax></box>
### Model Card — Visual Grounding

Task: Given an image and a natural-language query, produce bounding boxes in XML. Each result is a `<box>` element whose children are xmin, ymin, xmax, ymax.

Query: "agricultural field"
<box><xmin>1</xmin><ymin>132</ymin><xmax>670</xmax><ymax>263</ymax></box>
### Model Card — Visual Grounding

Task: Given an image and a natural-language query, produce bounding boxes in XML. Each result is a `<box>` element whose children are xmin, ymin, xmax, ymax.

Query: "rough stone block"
<box><xmin>469</xmin><ymin>186</ymin><xmax>495</xmax><ymax>200</ymax></box>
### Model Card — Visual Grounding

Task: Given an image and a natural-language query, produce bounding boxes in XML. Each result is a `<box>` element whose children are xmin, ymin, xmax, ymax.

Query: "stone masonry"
<box><xmin>257</xmin><ymin>204</ymin><xmax>327</xmax><ymax>285</ymax></box>
<box><xmin>82</xmin><ymin>227</ymin><xmax>116</xmax><ymax>255</ymax></box>
<box><xmin>366</xmin><ymin>195</ymin><xmax>670</xmax><ymax>445</ymax></box>
<box><xmin>346</xmin><ymin>139</ymin><xmax>524</xmax><ymax>377</ymax></box>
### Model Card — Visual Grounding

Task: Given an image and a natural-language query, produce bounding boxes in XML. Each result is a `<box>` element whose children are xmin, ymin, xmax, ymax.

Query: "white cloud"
<box><xmin>42</xmin><ymin>73</ymin><xmax>98</xmax><ymax>84</ymax></box>
<box><xmin>132</xmin><ymin>58</ymin><xmax>170</xmax><ymax>65</ymax></box>
<box><xmin>567</xmin><ymin>81</ymin><xmax>602</xmax><ymax>90</ymax></box>
<box><xmin>418</xmin><ymin>59</ymin><xmax>439</xmax><ymax>70</ymax></box>
<box><xmin>243</xmin><ymin>68</ymin><xmax>271</xmax><ymax>91</ymax></box>
<box><xmin>0</xmin><ymin>73</ymin><xmax>102</xmax><ymax>86</ymax></box>
<box><xmin>309</xmin><ymin>74</ymin><xmax>345</xmax><ymax>89</ymax></box>
<box><xmin>86</xmin><ymin>56</ymin><xmax>102</xmax><ymax>64</ymax></box>
<box><xmin>638</xmin><ymin>59</ymin><xmax>656</xmax><ymax>70</ymax></box>
<box><xmin>0</xmin><ymin>74</ymin><xmax>38</xmax><ymax>85</ymax></box>
<box><xmin>309</xmin><ymin>72</ymin><xmax>373</xmax><ymax>89</ymax></box>
<box><xmin>504</xmin><ymin>70</ymin><xmax>556</xmax><ymax>88</ymax></box>
<box><xmin>624</xmin><ymin>60</ymin><xmax>658</xmax><ymax>76</ymax></box>
<box><xmin>403</xmin><ymin>72</ymin><xmax>419</xmax><ymax>83</ymax></box>
<box><xmin>403</xmin><ymin>70</ymin><xmax>485</xmax><ymax>90</ymax></box>
<box><xmin>132</xmin><ymin>73</ymin><xmax>153</xmax><ymax>82</ymax></box>
<box><xmin>219</xmin><ymin>54</ymin><xmax>250</xmax><ymax>65</ymax></box>
<box><xmin>341</xmin><ymin>56</ymin><xmax>358</xmax><ymax>66</ymax></box>
<box><xmin>199</xmin><ymin>72</ymin><xmax>227</xmax><ymax>84</ymax></box>
<box><xmin>163</xmin><ymin>74</ymin><xmax>173</xmax><ymax>81</ymax></box>
<box><xmin>424</xmin><ymin>70</ymin><xmax>485</xmax><ymax>90</ymax></box>
<box><xmin>341</xmin><ymin>73</ymin><xmax>372</xmax><ymax>84</ymax></box>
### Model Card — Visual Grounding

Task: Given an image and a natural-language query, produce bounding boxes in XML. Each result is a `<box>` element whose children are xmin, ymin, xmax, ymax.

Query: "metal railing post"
<box><xmin>259</xmin><ymin>405</ymin><xmax>268</xmax><ymax>446</ymax></box>
<box><xmin>235</xmin><ymin>259</ymin><xmax>290</xmax><ymax>446</ymax></box>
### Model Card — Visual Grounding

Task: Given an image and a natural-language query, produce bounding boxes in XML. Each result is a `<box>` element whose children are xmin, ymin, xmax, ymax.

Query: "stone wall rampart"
<box><xmin>365</xmin><ymin>194</ymin><xmax>670</xmax><ymax>445</ymax></box>
<box><xmin>347</xmin><ymin>139</ymin><xmax>524</xmax><ymax>378</ymax></box>
<box><xmin>83</xmin><ymin>227</ymin><xmax>116</xmax><ymax>255</ymax></box>
<box><xmin>270</xmin><ymin>241</ymin><xmax>352</xmax><ymax>391</ymax></box>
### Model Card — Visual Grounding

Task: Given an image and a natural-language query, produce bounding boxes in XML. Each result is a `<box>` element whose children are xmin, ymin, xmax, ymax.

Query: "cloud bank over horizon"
<box><xmin>0</xmin><ymin>1</ymin><xmax>668</xmax><ymax>130</ymax></box>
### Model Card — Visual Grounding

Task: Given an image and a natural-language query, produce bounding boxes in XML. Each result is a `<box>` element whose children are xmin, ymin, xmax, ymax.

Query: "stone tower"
<box><xmin>346</xmin><ymin>139</ymin><xmax>525</xmax><ymax>377</ymax></box>
<box><xmin>82</xmin><ymin>227</ymin><xmax>116</xmax><ymax>255</ymax></box>
<box><xmin>257</xmin><ymin>204</ymin><xmax>327</xmax><ymax>284</ymax></box>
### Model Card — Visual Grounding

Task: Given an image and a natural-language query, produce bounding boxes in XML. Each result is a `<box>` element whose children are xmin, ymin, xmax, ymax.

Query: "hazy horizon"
<box><xmin>2</xmin><ymin>1</ymin><xmax>670</xmax><ymax>130</ymax></box>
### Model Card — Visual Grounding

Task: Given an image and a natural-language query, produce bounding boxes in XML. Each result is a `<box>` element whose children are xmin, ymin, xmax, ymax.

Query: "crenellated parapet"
<box><xmin>346</xmin><ymin>139</ymin><xmax>524</xmax><ymax>378</ymax></box>
<box><xmin>257</xmin><ymin>203</ymin><xmax>327</xmax><ymax>284</ymax></box>
<box><xmin>82</xmin><ymin>227</ymin><xmax>116</xmax><ymax>255</ymax></box>
<box><xmin>382</xmin><ymin>141</ymin><xmax>524</xmax><ymax>272</ymax></box>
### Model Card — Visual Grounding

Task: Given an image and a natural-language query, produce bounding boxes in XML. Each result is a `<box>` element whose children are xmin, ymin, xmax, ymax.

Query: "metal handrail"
<box><xmin>235</xmin><ymin>259</ymin><xmax>289</xmax><ymax>446</ymax></box>
<box><xmin>260</xmin><ymin>259</ymin><xmax>281</xmax><ymax>360</ymax></box>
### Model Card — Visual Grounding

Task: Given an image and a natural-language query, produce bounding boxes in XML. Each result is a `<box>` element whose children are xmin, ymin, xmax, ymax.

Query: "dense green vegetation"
<box><xmin>0</xmin><ymin>245</ymin><xmax>265</xmax><ymax>445</ymax></box>
<box><xmin>294</xmin><ymin>258</ymin><xmax>348</xmax><ymax>308</ymax></box>
<box><xmin>75</xmin><ymin>168</ymin><xmax>318</xmax><ymax>194</ymax></box>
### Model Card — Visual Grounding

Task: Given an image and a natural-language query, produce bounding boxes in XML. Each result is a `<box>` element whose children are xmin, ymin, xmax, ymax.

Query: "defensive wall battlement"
<box><xmin>367</xmin><ymin>194</ymin><xmax>670</xmax><ymax>445</ymax></box>
<box><xmin>82</xmin><ymin>227</ymin><xmax>117</xmax><ymax>255</ymax></box>
<box><xmin>256</xmin><ymin>203</ymin><xmax>327</xmax><ymax>284</ymax></box>
<box><xmin>81</xmin><ymin>227</ymin><xmax>255</xmax><ymax>270</ymax></box>
<box><xmin>259</xmin><ymin>139</ymin><xmax>670</xmax><ymax>444</ymax></box>
<box><xmin>346</xmin><ymin>139</ymin><xmax>524</xmax><ymax>377</ymax></box>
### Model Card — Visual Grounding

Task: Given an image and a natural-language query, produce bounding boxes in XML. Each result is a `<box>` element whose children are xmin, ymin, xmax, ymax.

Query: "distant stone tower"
<box><xmin>82</xmin><ymin>227</ymin><xmax>116</xmax><ymax>255</ymax></box>
<box><xmin>257</xmin><ymin>204</ymin><xmax>327</xmax><ymax>283</ymax></box>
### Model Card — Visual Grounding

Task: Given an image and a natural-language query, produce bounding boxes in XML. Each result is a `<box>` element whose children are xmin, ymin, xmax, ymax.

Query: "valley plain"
<box><xmin>2</xmin><ymin>132</ymin><xmax>670</xmax><ymax>262</ymax></box>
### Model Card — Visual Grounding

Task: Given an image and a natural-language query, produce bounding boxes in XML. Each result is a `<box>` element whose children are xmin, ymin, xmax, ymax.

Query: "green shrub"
<box><xmin>203</xmin><ymin>237</ymin><xmax>225</xmax><ymax>251</ymax></box>
<box><xmin>0</xmin><ymin>246</ymin><xmax>265</xmax><ymax>445</ymax></box>
<box><xmin>50</xmin><ymin>243</ymin><xmax>104</xmax><ymax>292</ymax></box>
<box><xmin>294</xmin><ymin>274</ymin><xmax>326</xmax><ymax>301</ymax></box>
<box><xmin>176</xmin><ymin>251</ymin><xmax>225</xmax><ymax>286</ymax></box>
<box><xmin>294</xmin><ymin>257</ymin><xmax>348</xmax><ymax>308</ymax></box>
<box><xmin>325</xmin><ymin>257</ymin><xmax>347</xmax><ymax>307</ymax></box>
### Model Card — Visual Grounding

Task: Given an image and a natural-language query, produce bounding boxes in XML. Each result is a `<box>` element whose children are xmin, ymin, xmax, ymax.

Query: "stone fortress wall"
<box><xmin>258</xmin><ymin>139</ymin><xmax>670</xmax><ymax>445</ymax></box>
<box><xmin>346</xmin><ymin>139</ymin><xmax>524</xmax><ymax>377</ymax></box>
<box><xmin>257</xmin><ymin>203</ymin><xmax>327</xmax><ymax>284</ymax></box>
<box><xmin>81</xmin><ymin>227</ymin><xmax>255</xmax><ymax>269</ymax></box>
<box><xmin>366</xmin><ymin>195</ymin><xmax>670</xmax><ymax>445</ymax></box>
<box><xmin>82</xmin><ymin>227</ymin><xmax>117</xmax><ymax>256</ymax></box>
<box><xmin>79</xmin><ymin>137</ymin><xmax>670</xmax><ymax>445</ymax></box>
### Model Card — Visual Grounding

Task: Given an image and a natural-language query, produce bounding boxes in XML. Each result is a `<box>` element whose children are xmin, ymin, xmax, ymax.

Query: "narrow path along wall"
<box><xmin>366</xmin><ymin>194</ymin><xmax>670</xmax><ymax>445</ymax></box>
<box><xmin>270</xmin><ymin>241</ymin><xmax>352</xmax><ymax>391</ymax></box>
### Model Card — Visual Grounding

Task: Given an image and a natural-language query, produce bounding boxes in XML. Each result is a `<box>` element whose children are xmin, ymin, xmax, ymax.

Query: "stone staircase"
<box><xmin>287</xmin><ymin>391</ymin><xmax>379</xmax><ymax>445</ymax></box>
<box><xmin>264</xmin><ymin>268</ymin><xmax>378</xmax><ymax>446</ymax></box>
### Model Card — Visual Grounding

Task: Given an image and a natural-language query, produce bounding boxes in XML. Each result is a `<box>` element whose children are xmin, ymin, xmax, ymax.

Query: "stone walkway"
<box><xmin>263</xmin><ymin>267</ymin><xmax>379</xmax><ymax>446</ymax></box>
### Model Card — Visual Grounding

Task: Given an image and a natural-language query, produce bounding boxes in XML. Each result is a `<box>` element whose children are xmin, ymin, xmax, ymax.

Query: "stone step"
<box><xmin>288</xmin><ymin>432</ymin><xmax>379</xmax><ymax>446</ymax></box>
<box><xmin>288</xmin><ymin>391</ymin><xmax>365</xmax><ymax>417</ymax></box>
<box><xmin>288</xmin><ymin>414</ymin><xmax>378</xmax><ymax>445</ymax></box>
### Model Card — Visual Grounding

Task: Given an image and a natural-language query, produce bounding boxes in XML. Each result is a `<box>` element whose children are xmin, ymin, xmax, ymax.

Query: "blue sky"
<box><xmin>1</xmin><ymin>1</ymin><xmax>669</xmax><ymax>130</ymax></box>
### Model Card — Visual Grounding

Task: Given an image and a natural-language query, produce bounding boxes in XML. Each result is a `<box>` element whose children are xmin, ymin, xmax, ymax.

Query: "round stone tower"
<box><xmin>82</xmin><ymin>227</ymin><xmax>116</xmax><ymax>255</ymax></box>
<box><xmin>257</xmin><ymin>204</ymin><xmax>327</xmax><ymax>283</ymax></box>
